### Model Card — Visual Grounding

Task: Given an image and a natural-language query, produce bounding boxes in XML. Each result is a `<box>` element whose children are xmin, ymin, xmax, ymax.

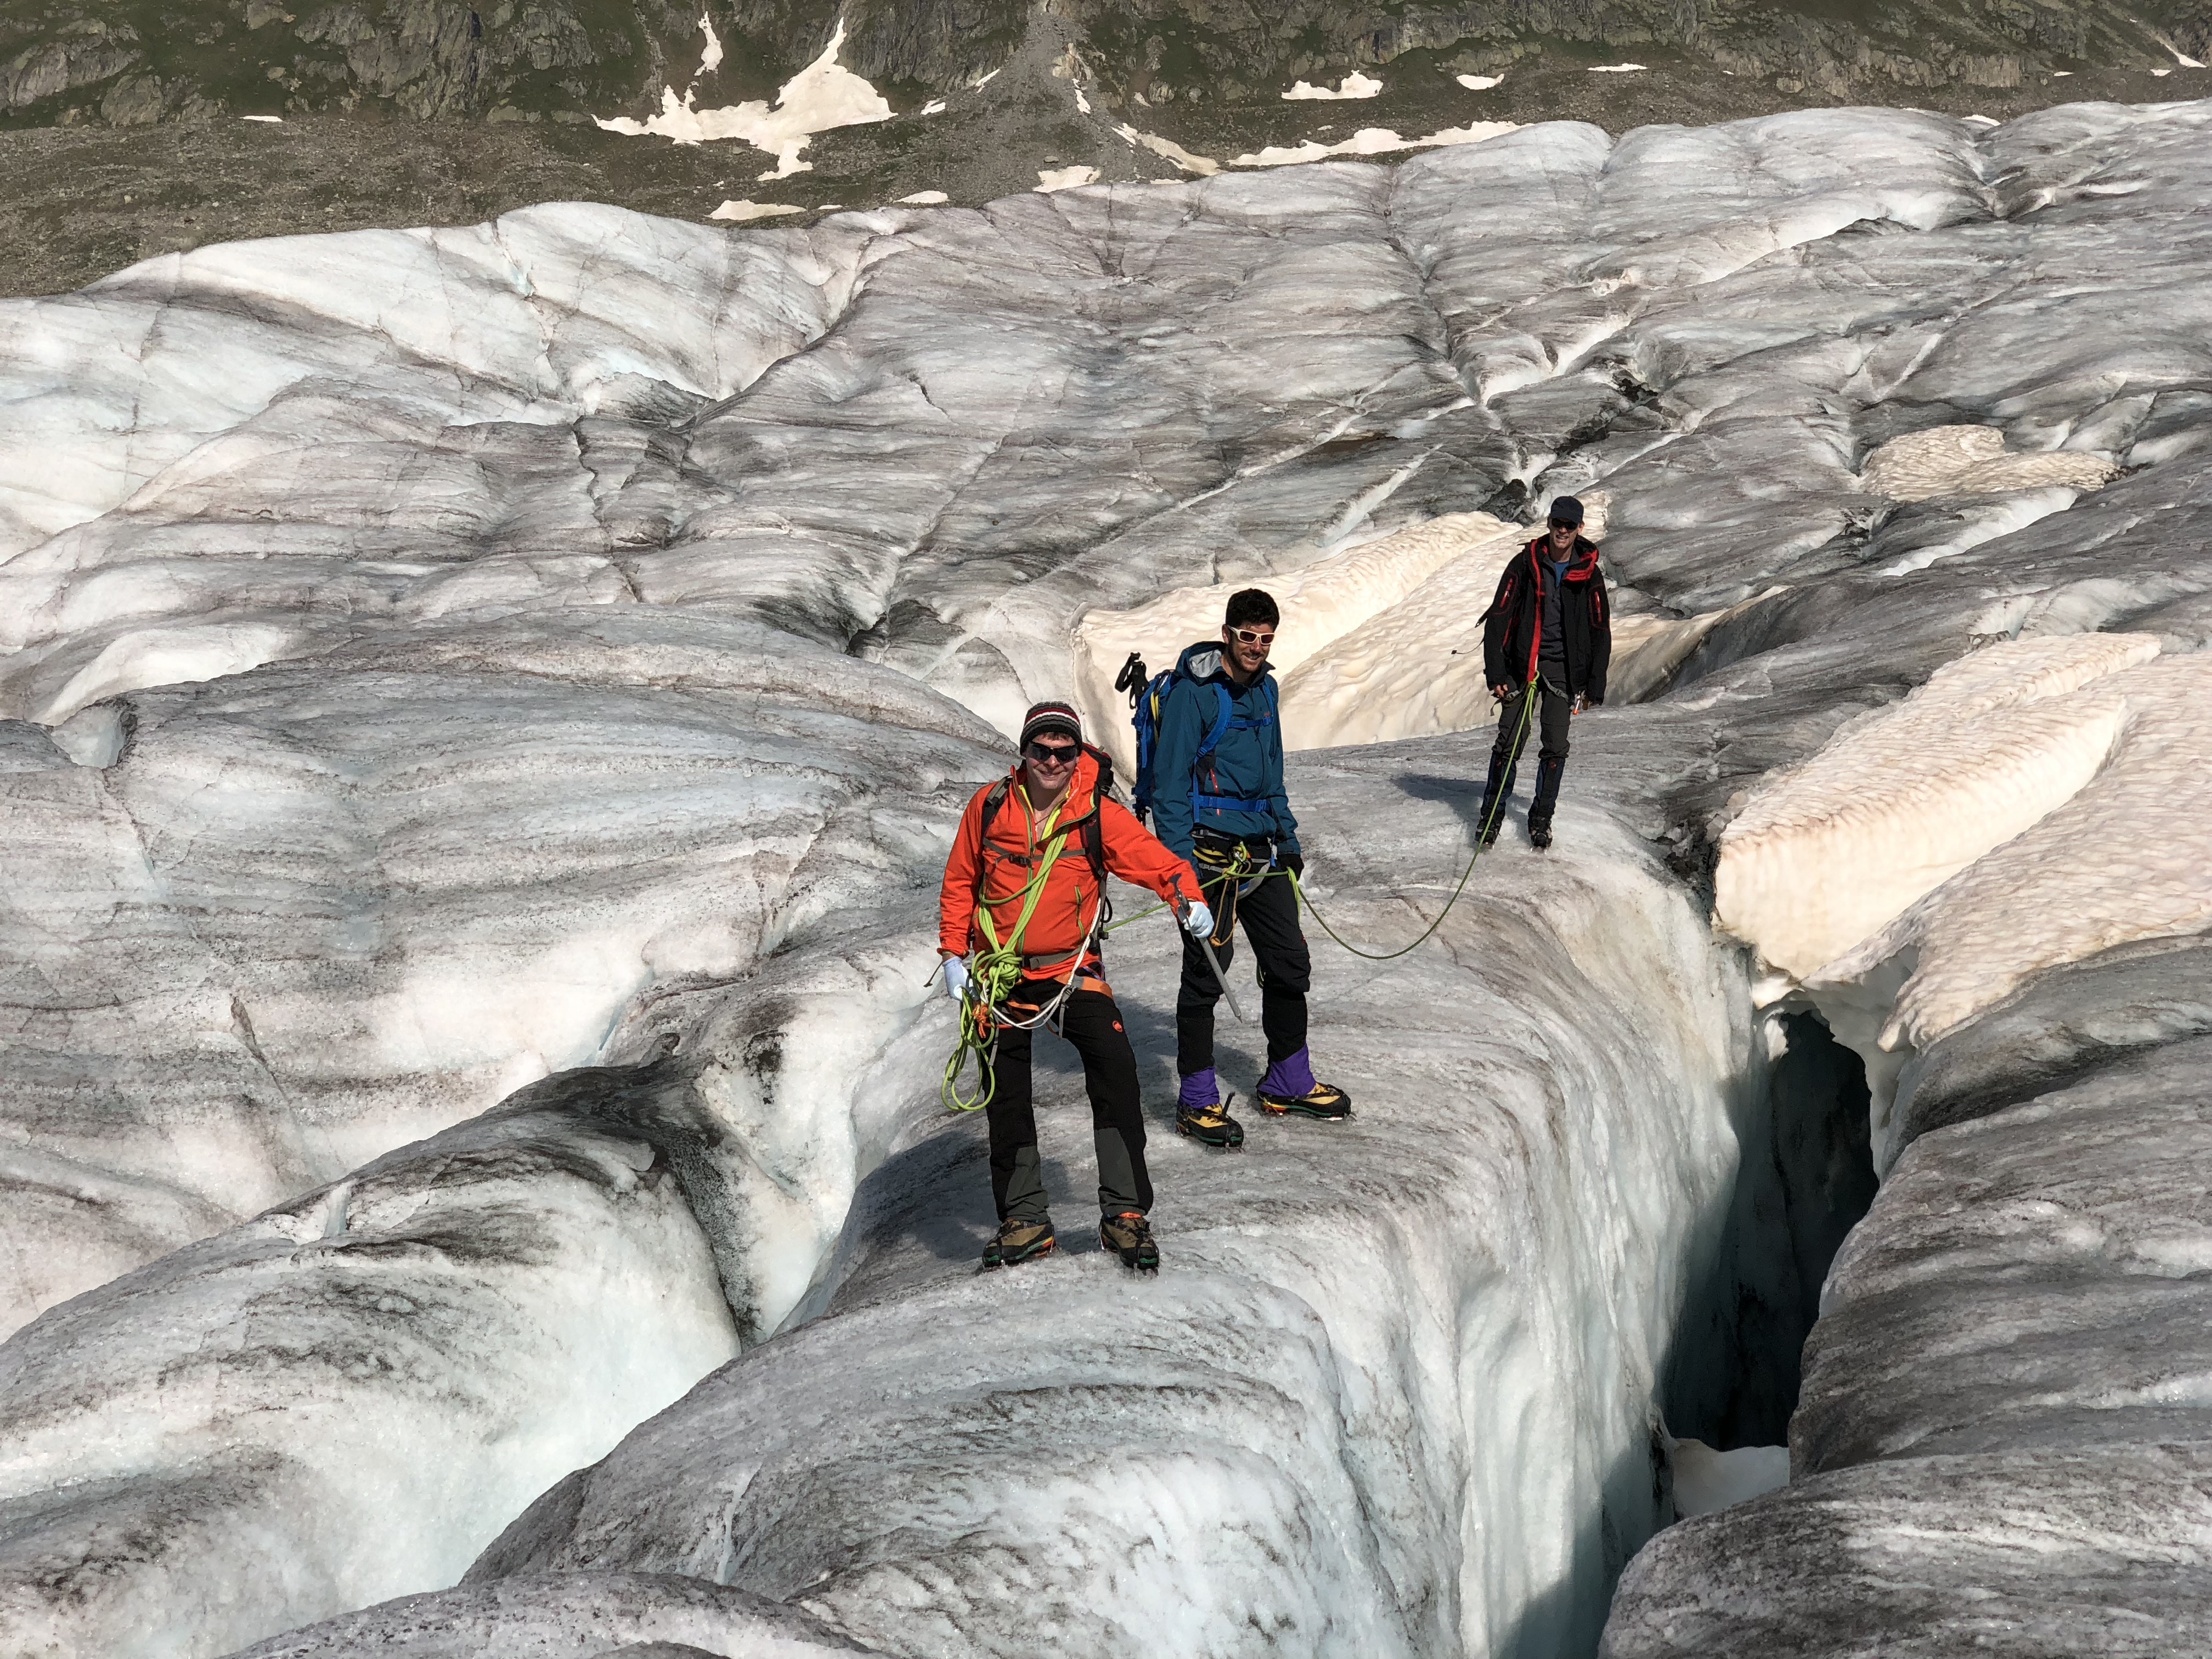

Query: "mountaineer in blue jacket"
<box><xmin>1152</xmin><ymin>588</ymin><xmax>1352</xmax><ymax>1146</ymax></box>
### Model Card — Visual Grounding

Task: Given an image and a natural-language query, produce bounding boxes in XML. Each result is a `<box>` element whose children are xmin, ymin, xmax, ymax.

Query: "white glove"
<box><xmin>1183</xmin><ymin>900</ymin><xmax>1216</xmax><ymax>938</ymax></box>
<box><xmin>941</xmin><ymin>956</ymin><xmax>971</xmax><ymax>1000</ymax></box>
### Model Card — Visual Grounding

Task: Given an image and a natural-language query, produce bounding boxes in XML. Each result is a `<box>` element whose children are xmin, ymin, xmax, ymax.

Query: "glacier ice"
<box><xmin>473</xmin><ymin>788</ymin><xmax>1756</xmax><ymax>1659</ymax></box>
<box><xmin>225</xmin><ymin>1572</ymin><xmax>887</xmax><ymax>1657</ymax></box>
<box><xmin>1</xmin><ymin>93</ymin><xmax>2210</xmax><ymax>1659</ymax></box>
<box><xmin>0</xmin><ymin>1080</ymin><xmax>741</xmax><ymax>1658</ymax></box>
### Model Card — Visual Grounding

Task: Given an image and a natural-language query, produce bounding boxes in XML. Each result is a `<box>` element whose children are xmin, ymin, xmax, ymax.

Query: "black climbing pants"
<box><xmin>1486</xmin><ymin>676</ymin><xmax>1572</xmax><ymax>822</ymax></box>
<box><xmin>1177</xmin><ymin>838</ymin><xmax>1311</xmax><ymax>1077</ymax></box>
<box><xmin>981</xmin><ymin>981</ymin><xmax>1150</xmax><ymax>1223</ymax></box>
<box><xmin>1494</xmin><ymin>675</ymin><xmax>1572</xmax><ymax>771</ymax></box>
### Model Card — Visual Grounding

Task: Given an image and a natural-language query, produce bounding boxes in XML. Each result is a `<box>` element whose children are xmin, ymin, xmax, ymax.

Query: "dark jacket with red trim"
<box><xmin>1481</xmin><ymin>534</ymin><xmax>1611</xmax><ymax>702</ymax></box>
<box><xmin>939</xmin><ymin>749</ymin><xmax>1204</xmax><ymax>978</ymax></box>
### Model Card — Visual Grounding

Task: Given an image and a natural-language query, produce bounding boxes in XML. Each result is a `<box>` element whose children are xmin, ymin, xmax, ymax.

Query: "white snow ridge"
<box><xmin>4</xmin><ymin>97</ymin><xmax>2212</xmax><ymax>1659</ymax></box>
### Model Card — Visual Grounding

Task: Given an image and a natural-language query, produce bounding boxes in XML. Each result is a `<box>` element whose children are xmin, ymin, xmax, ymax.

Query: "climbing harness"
<box><xmin>936</xmin><ymin>679</ymin><xmax>1541</xmax><ymax>1110</ymax></box>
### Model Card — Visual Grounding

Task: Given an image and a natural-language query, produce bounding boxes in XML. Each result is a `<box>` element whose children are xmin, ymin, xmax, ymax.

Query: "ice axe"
<box><xmin>1177</xmin><ymin>894</ymin><xmax>1249</xmax><ymax>1024</ymax></box>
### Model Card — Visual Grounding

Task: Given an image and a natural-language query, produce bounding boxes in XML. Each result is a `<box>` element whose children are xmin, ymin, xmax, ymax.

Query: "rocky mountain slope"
<box><xmin>5</xmin><ymin>0</ymin><xmax>2209</xmax><ymax>128</ymax></box>
<box><xmin>4</xmin><ymin>0</ymin><xmax>2211</xmax><ymax>297</ymax></box>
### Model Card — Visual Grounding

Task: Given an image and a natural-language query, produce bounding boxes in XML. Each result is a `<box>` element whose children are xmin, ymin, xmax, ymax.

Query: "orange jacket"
<box><xmin>939</xmin><ymin>751</ymin><xmax>1203</xmax><ymax>977</ymax></box>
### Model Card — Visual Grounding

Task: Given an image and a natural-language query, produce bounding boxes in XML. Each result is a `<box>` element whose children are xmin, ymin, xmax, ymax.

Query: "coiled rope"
<box><xmin>940</xmin><ymin>790</ymin><xmax>1109</xmax><ymax>1113</ymax></box>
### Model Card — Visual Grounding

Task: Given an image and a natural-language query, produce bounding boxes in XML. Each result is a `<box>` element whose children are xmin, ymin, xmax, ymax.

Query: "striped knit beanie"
<box><xmin>1018</xmin><ymin>701</ymin><xmax>1083</xmax><ymax>749</ymax></box>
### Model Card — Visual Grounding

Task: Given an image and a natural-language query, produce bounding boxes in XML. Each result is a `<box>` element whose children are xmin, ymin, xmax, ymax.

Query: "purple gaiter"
<box><xmin>1178</xmin><ymin>1068</ymin><xmax>1220</xmax><ymax>1110</ymax></box>
<box><xmin>1260</xmin><ymin>1047</ymin><xmax>1316</xmax><ymax>1100</ymax></box>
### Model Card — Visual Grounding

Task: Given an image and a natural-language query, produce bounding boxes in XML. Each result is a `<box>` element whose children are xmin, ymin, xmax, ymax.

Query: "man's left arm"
<box><xmin>1099</xmin><ymin>799</ymin><xmax>1204</xmax><ymax>909</ymax></box>
<box><xmin>1263</xmin><ymin>675</ymin><xmax>1300</xmax><ymax>863</ymax></box>
<box><xmin>1585</xmin><ymin>569</ymin><xmax>1611</xmax><ymax>707</ymax></box>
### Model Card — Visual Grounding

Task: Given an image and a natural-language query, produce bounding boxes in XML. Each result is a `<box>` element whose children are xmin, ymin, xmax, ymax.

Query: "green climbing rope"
<box><xmin>941</xmin><ymin>789</ymin><xmax>1080</xmax><ymax>1113</ymax></box>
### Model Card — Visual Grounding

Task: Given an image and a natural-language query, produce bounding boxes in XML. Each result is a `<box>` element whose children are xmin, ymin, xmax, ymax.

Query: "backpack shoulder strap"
<box><xmin>1082</xmin><ymin>811</ymin><xmax>1106</xmax><ymax>881</ymax></box>
<box><xmin>1197</xmin><ymin>682</ymin><xmax>1234</xmax><ymax>759</ymax></box>
<box><xmin>978</xmin><ymin>777</ymin><xmax>1013</xmax><ymax>841</ymax></box>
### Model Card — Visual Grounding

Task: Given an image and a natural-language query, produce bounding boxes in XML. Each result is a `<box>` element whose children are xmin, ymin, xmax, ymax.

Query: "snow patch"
<box><xmin>898</xmin><ymin>190</ymin><xmax>949</xmax><ymax>205</ymax></box>
<box><xmin>1075</xmin><ymin>513</ymin><xmax>1517</xmax><ymax>764</ymax></box>
<box><xmin>1115</xmin><ymin>124</ymin><xmax>1221</xmax><ymax>175</ymax></box>
<box><xmin>1283</xmin><ymin>71</ymin><xmax>1383</xmax><ymax>100</ymax></box>
<box><xmin>919</xmin><ymin>97</ymin><xmax>947</xmax><ymax>115</ymax></box>
<box><xmin>708</xmin><ymin>199</ymin><xmax>804</xmax><ymax>222</ymax></box>
<box><xmin>1589</xmin><ymin>63</ymin><xmax>1648</xmax><ymax>72</ymax></box>
<box><xmin>1858</xmin><ymin>425</ymin><xmax>2118</xmax><ymax>500</ymax></box>
<box><xmin>1456</xmin><ymin>74</ymin><xmax>1503</xmax><ymax>90</ymax></box>
<box><xmin>1230</xmin><ymin>121</ymin><xmax>1520</xmax><ymax>167</ymax></box>
<box><xmin>1036</xmin><ymin>165</ymin><xmax>1101</xmax><ymax>191</ymax></box>
<box><xmin>1668</xmin><ymin>1440</ymin><xmax>1791</xmax><ymax>1517</ymax></box>
<box><xmin>593</xmin><ymin>20</ymin><xmax>891</xmax><ymax>180</ymax></box>
<box><xmin>1716</xmin><ymin>633</ymin><xmax>2160</xmax><ymax>983</ymax></box>
<box><xmin>239</xmin><ymin>115</ymin><xmax>283</xmax><ymax>123</ymax></box>
<box><xmin>1815</xmin><ymin>651</ymin><xmax>2212</xmax><ymax>1062</ymax></box>
<box><xmin>1277</xmin><ymin>518</ymin><xmax>1534</xmax><ymax>749</ymax></box>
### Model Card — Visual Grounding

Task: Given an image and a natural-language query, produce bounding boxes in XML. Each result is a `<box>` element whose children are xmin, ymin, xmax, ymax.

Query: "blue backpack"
<box><xmin>1114</xmin><ymin>650</ymin><xmax>1279</xmax><ymax>828</ymax></box>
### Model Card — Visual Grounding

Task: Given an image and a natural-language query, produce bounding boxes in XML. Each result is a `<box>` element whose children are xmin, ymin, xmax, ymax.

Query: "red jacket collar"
<box><xmin>1523</xmin><ymin>535</ymin><xmax>1601</xmax><ymax>582</ymax></box>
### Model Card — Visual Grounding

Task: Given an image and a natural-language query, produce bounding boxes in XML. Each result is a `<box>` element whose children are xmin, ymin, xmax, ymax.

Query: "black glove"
<box><xmin>1277</xmin><ymin>850</ymin><xmax>1305</xmax><ymax>878</ymax></box>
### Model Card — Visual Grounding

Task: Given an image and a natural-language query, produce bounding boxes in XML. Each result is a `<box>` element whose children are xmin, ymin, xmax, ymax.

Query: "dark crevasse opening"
<box><xmin>1666</xmin><ymin>1009</ymin><xmax>1877</xmax><ymax>1449</ymax></box>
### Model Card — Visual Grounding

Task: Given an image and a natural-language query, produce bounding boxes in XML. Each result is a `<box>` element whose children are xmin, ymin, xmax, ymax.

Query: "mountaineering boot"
<box><xmin>981</xmin><ymin>1217</ymin><xmax>1057</xmax><ymax>1271</ymax></box>
<box><xmin>1177</xmin><ymin>1095</ymin><xmax>1246</xmax><ymax>1149</ymax></box>
<box><xmin>1256</xmin><ymin>1047</ymin><xmax>1354</xmax><ymax>1121</ymax></box>
<box><xmin>1527</xmin><ymin>754</ymin><xmax>1566</xmax><ymax>851</ymax></box>
<box><xmin>1475</xmin><ymin>742</ymin><xmax>1516</xmax><ymax>847</ymax></box>
<box><xmin>1101</xmin><ymin>1210</ymin><xmax>1160</xmax><ymax>1271</ymax></box>
<box><xmin>1175</xmin><ymin>1069</ymin><xmax>1244</xmax><ymax>1147</ymax></box>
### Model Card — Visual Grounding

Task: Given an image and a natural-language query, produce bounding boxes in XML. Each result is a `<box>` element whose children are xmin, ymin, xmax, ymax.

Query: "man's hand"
<box><xmin>1276</xmin><ymin>850</ymin><xmax>1305</xmax><ymax>879</ymax></box>
<box><xmin>1489</xmin><ymin>682</ymin><xmax>1513</xmax><ymax>702</ymax></box>
<box><xmin>1183</xmin><ymin>900</ymin><xmax>1216</xmax><ymax>938</ymax></box>
<box><xmin>941</xmin><ymin>955</ymin><xmax>970</xmax><ymax>1000</ymax></box>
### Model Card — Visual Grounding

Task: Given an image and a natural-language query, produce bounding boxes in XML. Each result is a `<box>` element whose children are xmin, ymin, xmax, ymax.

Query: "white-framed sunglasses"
<box><xmin>1229</xmin><ymin>626</ymin><xmax>1276</xmax><ymax>647</ymax></box>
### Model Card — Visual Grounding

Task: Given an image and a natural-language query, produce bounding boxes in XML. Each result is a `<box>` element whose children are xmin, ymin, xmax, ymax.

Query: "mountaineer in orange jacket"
<box><xmin>938</xmin><ymin>701</ymin><xmax>1211</xmax><ymax>1273</ymax></box>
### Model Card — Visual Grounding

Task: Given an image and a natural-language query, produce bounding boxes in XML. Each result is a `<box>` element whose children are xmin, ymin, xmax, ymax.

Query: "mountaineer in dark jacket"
<box><xmin>1477</xmin><ymin>494</ymin><xmax>1611</xmax><ymax>850</ymax></box>
<box><xmin>1152</xmin><ymin>589</ymin><xmax>1352</xmax><ymax>1139</ymax></box>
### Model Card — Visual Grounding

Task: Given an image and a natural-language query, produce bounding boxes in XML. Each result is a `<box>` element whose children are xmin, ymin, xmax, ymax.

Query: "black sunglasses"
<box><xmin>1025</xmin><ymin>741</ymin><xmax>1081</xmax><ymax>765</ymax></box>
<box><xmin>1548</xmin><ymin>518</ymin><xmax>1578</xmax><ymax>531</ymax></box>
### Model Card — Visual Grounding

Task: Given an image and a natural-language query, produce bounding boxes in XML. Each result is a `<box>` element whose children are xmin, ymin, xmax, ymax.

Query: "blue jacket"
<box><xmin>1149</xmin><ymin>641</ymin><xmax>1300</xmax><ymax>860</ymax></box>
